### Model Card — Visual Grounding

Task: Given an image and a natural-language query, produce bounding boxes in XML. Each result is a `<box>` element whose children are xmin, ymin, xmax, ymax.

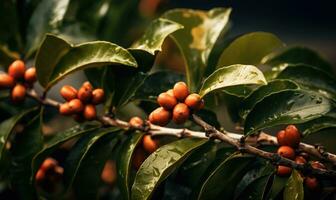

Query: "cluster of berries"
<box><xmin>35</xmin><ymin>157</ymin><xmax>64</xmax><ymax>183</ymax></box>
<box><xmin>59</xmin><ymin>82</ymin><xmax>104</xmax><ymax>121</ymax></box>
<box><xmin>276</xmin><ymin>125</ymin><xmax>325</xmax><ymax>190</ymax></box>
<box><xmin>149</xmin><ymin>82</ymin><xmax>204</xmax><ymax>126</ymax></box>
<box><xmin>0</xmin><ymin>60</ymin><xmax>37</xmax><ymax>102</ymax></box>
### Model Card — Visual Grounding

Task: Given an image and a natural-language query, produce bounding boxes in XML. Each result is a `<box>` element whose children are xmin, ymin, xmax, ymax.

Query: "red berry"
<box><xmin>83</xmin><ymin>104</ymin><xmax>96</xmax><ymax>121</ymax></box>
<box><xmin>11</xmin><ymin>84</ymin><xmax>26</xmax><ymax>102</ymax></box>
<box><xmin>68</xmin><ymin>99</ymin><xmax>84</xmax><ymax>113</ymax></box>
<box><xmin>305</xmin><ymin>176</ymin><xmax>319</xmax><ymax>190</ymax></box>
<box><xmin>157</xmin><ymin>92</ymin><xmax>177</xmax><ymax>110</ymax></box>
<box><xmin>172</xmin><ymin>103</ymin><xmax>190</xmax><ymax>124</ymax></box>
<box><xmin>129</xmin><ymin>117</ymin><xmax>144</xmax><ymax>128</ymax></box>
<box><xmin>143</xmin><ymin>135</ymin><xmax>159</xmax><ymax>153</ymax></box>
<box><xmin>173</xmin><ymin>82</ymin><xmax>189</xmax><ymax>101</ymax></box>
<box><xmin>149</xmin><ymin>107</ymin><xmax>171</xmax><ymax>126</ymax></box>
<box><xmin>24</xmin><ymin>67</ymin><xmax>37</xmax><ymax>84</ymax></box>
<box><xmin>277</xmin><ymin>165</ymin><xmax>292</xmax><ymax>176</ymax></box>
<box><xmin>0</xmin><ymin>73</ymin><xmax>15</xmax><ymax>88</ymax></box>
<box><xmin>60</xmin><ymin>85</ymin><xmax>78</xmax><ymax>101</ymax></box>
<box><xmin>184</xmin><ymin>93</ymin><xmax>202</xmax><ymax>110</ymax></box>
<box><xmin>295</xmin><ymin>156</ymin><xmax>307</xmax><ymax>165</ymax></box>
<box><xmin>277</xmin><ymin>146</ymin><xmax>295</xmax><ymax>160</ymax></box>
<box><xmin>8</xmin><ymin>60</ymin><xmax>25</xmax><ymax>80</ymax></box>
<box><xmin>92</xmin><ymin>88</ymin><xmax>105</xmax><ymax>104</ymax></box>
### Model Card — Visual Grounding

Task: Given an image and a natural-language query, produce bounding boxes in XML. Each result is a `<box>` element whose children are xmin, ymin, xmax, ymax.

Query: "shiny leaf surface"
<box><xmin>283</xmin><ymin>170</ymin><xmax>304</xmax><ymax>200</ymax></box>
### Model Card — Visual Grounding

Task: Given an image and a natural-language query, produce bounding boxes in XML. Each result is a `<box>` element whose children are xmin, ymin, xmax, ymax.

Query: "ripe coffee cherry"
<box><xmin>311</xmin><ymin>161</ymin><xmax>326</xmax><ymax>170</ymax></box>
<box><xmin>129</xmin><ymin>116</ymin><xmax>144</xmax><ymax>128</ymax></box>
<box><xmin>78</xmin><ymin>85</ymin><xmax>93</xmax><ymax>103</ymax></box>
<box><xmin>83</xmin><ymin>104</ymin><xmax>96</xmax><ymax>120</ymax></box>
<box><xmin>185</xmin><ymin>93</ymin><xmax>202</xmax><ymax>109</ymax></box>
<box><xmin>82</xmin><ymin>81</ymin><xmax>93</xmax><ymax>90</ymax></box>
<box><xmin>277</xmin><ymin>125</ymin><xmax>301</xmax><ymax>147</ymax></box>
<box><xmin>54</xmin><ymin>166</ymin><xmax>64</xmax><ymax>175</ymax></box>
<box><xmin>305</xmin><ymin>176</ymin><xmax>319</xmax><ymax>190</ymax></box>
<box><xmin>60</xmin><ymin>85</ymin><xmax>78</xmax><ymax>101</ymax></box>
<box><xmin>277</xmin><ymin>165</ymin><xmax>292</xmax><ymax>176</ymax></box>
<box><xmin>195</xmin><ymin>99</ymin><xmax>205</xmax><ymax>110</ymax></box>
<box><xmin>149</xmin><ymin>107</ymin><xmax>171</xmax><ymax>126</ymax></box>
<box><xmin>11</xmin><ymin>84</ymin><xmax>26</xmax><ymax>102</ymax></box>
<box><xmin>68</xmin><ymin>99</ymin><xmax>84</xmax><ymax>113</ymax></box>
<box><xmin>35</xmin><ymin>169</ymin><xmax>45</xmax><ymax>182</ymax></box>
<box><xmin>41</xmin><ymin>158</ymin><xmax>58</xmax><ymax>171</ymax></box>
<box><xmin>0</xmin><ymin>73</ymin><xmax>15</xmax><ymax>88</ymax></box>
<box><xmin>277</xmin><ymin>146</ymin><xmax>295</xmax><ymax>159</ymax></box>
<box><xmin>59</xmin><ymin>103</ymin><xmax>72</xmax><ymax>116</ymax></box>
<box><xmin>172</xmin><ymin>103</ymin><xmax>190</xmax><ymax>124</ymax></box>
<box><xmin>132</xmin><ymin>148</ymin><xmax>146</xmax><ymax>169</ymax></box>
<box><xmin>173</xmin><ymin>82</ymin><xmax>189</xmax><ymax>101</ymax></box>
<box><xmin>295</xmin><ymin>156</ymin><xmax>307</xmax><ymax>165</ymax></box>
<box><xmin>143</xmin><ymin>135</ymin><xmax>159</xmax><ymax>153</ymax></box>
<box><xmin>92</xmin><ymin>88</ymin><xmax>105</xmax><ymax>104</ymax></box>
<box><xmin>8</xmin><ymin>60</ymin><xmax>26</xmax><ymax>79</ymax></box>
<box><xmin>157</xmin><ymin>92</ymin><xmax>177</xmax><ymax>110</ymax></box>
<box><xmin>166</xmin><ymin>89</ymin><xmax>174</xmax><ymax>97</ymax></box>
<box><xmin>24</xmin><ymin>67</ymin><xmax>37</xmax><ymax>84</ymax></box>
<box><xmin>101</xmin><ymin>160</ymin><xmax>116</xmax><ymax>184</ymax></box>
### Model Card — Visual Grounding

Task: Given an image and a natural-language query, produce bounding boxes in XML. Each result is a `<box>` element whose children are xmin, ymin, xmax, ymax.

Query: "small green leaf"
<box><xmin>162</xmin><ymin>8</ymin><xmax>232</xmax><ymax>91</ymax></box>
<box><xmin>244</xmin><ymin>90</ymin><xmax>334</xmax><ymax>135</ymax></box>
<box><xmin>131</xmin><ymin>138</ymin><xmax>207</xmax><ymax>200</ymax></box>
<box><xmin>240</xmin><ymin>80</ymin><xmax>299</xmax><ymax>118</ymax></box>
<box><xmin>262</xmin><ymin>46</ymin><xmax>333</xmax><ymax>73</ymax></box>
<box><xmin>35</xmin><ymin>34</ymin><xmax>137</xmax><ymax>90</ymax></box>
<box><xmin>25</xmin><ymin>0</ymin><xmax>70</xmax><ymax>58</ymax></box>
<box><xmin>199</xmin><ymin>65</ymin><xmax>267</xmax><ymax>97</ymax></box>
<box><xmin>284</xmin><ymin>170</ymin><xmax>304</xmax><ymax>200</ymax></box>
<box><xmin>268</xmin><ymin>175</ymin><xmax>288</xmax><ymax>199</ymax></box>
<box><xmin>117</xmin><ymin>131</ymin><xmax>144</xmax><ymax>200</ymax></box>
<box><xmin>217</xmin><ymin>32</ymin><xmax>284</xmax><ymax>67</ymax></box>
<box><xmin>131</xmin><ymin>18</ymin><xmax>183</xmax><ymax>55</ymax></box>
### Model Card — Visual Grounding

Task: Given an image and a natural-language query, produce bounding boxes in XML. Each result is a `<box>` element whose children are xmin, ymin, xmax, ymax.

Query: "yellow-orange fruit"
<box><xmin>83</xmin><ymin>104</ymin><xmax>96</xmax><ymax>120</ymax></box>
<box><xmin>11</xmin><ymin>84</ymin><xmax>26</xmax><ymax>102</ymax></box>
<box><xmin>35</xmin><ymin>169</ymin><xmax>45</xmax><ymax>182</ymax></box>
<box><xmin>166</xmin><ymin>89</ymin><xmax>174</xmax><ymax>97</ymax></box>
<box><xmin>185</xmin><ymin>93</ymin><xmax>202</xmax><ymax>109</ymax></box>
<box><xmin>277</xmin><ymin>146</ymin><xmax>295</xmax><ymax>160</ymax></box>
<box><xmin>157</xmin><ymin>92</ymin><xmax>177</xmax><ymax>110</ymax></box>
<box><xmin>143</xmin><ymin>135</ymin><xmax>159</xmax><ymax>153</ymax></box>
<box><xmin>277</xmin><ymin>125</ymin><xmax>301</xmax><ymax>147</ymax></box>
<box><xmin>54</xmin><ymin>166</ymin><xmax>64</xmax><ymax>175</ymax></box>
<box><xmin>132</xmin><ymin>148</ymin><xmax>146</xmax><ymax>170</ymax></box>
<box><xmin>0</xmin><ymin>73</ymin><xmax>15</xmax><ymax>88</ymax></box>
<box><xmin>59</xmin><ymin>103</ymin><xmax>73</xmax><ymax>116</ymax></box>
<box><xmin>172</xmin><ymin>103</ymin><xmax>190</xmax><ymax>124</ymax></box>
<box><xmin>277</xmin><ymin>165</ymin><xmax>292</xmax><ymax>176</ymax></box>
<box><xmin>92</xmin><ymin>88</ymin><xmax>105</xmax><ymax>104</ymax></box>
<box><xmin>41</xmin><ymin>158</ymin><xmax>58</xmax><ymax>171</ymax></box>
<box><xmin>295</xmin><ymin>156</ymin><xmax>307</xmax><ymax>165</ymax></box>
<box><xmin>24</xmin><ymin>67</ymin><xmax>37</xmax><ymax>84</ymax></box>
<box><xmin>8</xmin><ymin>60</ymin><xmax>26</xmax><ymax>79</ymax></box>
<box><xmin>82</xmin><ymin>81</ymin><xmax>93</xmax><ymax>90</ymax></box>
<box><xmin>60</xmin><ymin>85</ymin><xmax>77</xmax><ymax>101</ymax></box>
<box><xmin>173</xmin><ymin>82</ymin><xmax>189</xmax><ymax>101</ymax></box>
<box><xmin>68</xmin><ymin>99</ymin><xmax>84</xmax><ymax>113</ymax></box>
<box><xmin>305</xmin><ymin>176</ymin><xmax>319</xmax><ymax>190</ymax></box>
<box><xmin>311</xmin><ymin>161</ymin><xmax>326</xmax><ymax>170</ymax></box>
<box><xmin>149</xmin><ymin>107</ymin><xmax>171</xmax><ymax>126</ymax></box>
<box><xmin>129</xmin><ymin>116</ymin><xmax>144</xmax><ymax>128</ymax></box>
<box><xmin>78</xmin><ymin>85</ymin><xmax>92</xmax><ymax>103</ymax></box>
<box><xmin>101</xmin><ymin>160</ymin><xmax>116</xmax><ymax>184</ymax></box>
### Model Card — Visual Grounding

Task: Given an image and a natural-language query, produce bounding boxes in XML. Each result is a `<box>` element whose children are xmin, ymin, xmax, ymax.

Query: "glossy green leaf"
<box><xmin>262</xmin><ymin>46</ymin><xmax>333</xmax><ymax>73</ymax></box>
<box><xmin>297</xmin><ymin>115</ymin><xmax>336</xmax><ymax>136</ymax></box>
<box><xmin>240</xmin><ymin>80</ymin><xmax>299</xmax><ymax>118</ymax></box>
<box><xmin>117</xmin><ymin>131</ymin><xmax>144</xmax><ymax>200</ymax></box>
<box><xmin>237</xmin><ymin>174</ymin><xmax>273</xmax><ymax>200</ymax></box>
<box><xmin>194</xmin><ymin>154</ymin><xmax>254</xmax><ymax>200</ymax></box>
<box><xmin>72</xmin><ymin>132</ymin><xmax>120</xmax><ymax>199</ymax></box>
<box><xmin>268</xmin><ymin>176</ymin><xmax>288</xmax><ymax>200</ymax></box>
<box><xmin>26</xmin><ymin>0</ymin><xmax>70</xmax><ymax>58</ymax></box>
<box><xmin>0</xmin><ymin>46</ymin><xmax>20</xmax><ymax>67</ymax></box>
<box><xmin>63</xmin><ymin>127</ymin><xmax>119</xmax><ymax>192</ymax></box>
<box><xmin>31</xmin><ymin>123</ymin><xmax>100</xmax><ymax>179</ymax></box>
<box><xmin>131</xmin><ymin>138</ymin><xmax>207</xmax><ymax>200</ymax></box>
<box><xmin>199</xmin><ymin>65</ymin><xmax>267</xmax><ymax>97</ymax></box>
<box><xmin>131</xmin><ymin>18</ymin><xmax>183</xmax><ymax>55</ymax></box>
<box><xmin>276</xmin><ymin>64</ymin><xmax>336</xmax><ymax>99</ymax></box>
<box><xmin>35</xmin><ymin>34</ymin><xmax>137</xmax><ymax>90</ymax></box>
<box><xmin>284</xmin><ymin>170</ymin><xmax>304</xmax><ymax>200</ymax></box>
<box><xmin>217</xmin><ymin>32</ymin><xmax>284</xmax><ymax>67</ymax></box>
<box><xmin>244</xmin><ymin>90</ymin><xmax>334</xmax><ymax>135</ymax></box>
<box><xmin>162</xmin><ymin>8</ymin><xmax>232</xmax><ymax>91</ymax></box>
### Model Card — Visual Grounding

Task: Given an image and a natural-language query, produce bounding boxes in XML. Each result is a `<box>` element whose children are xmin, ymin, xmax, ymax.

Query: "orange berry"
<box><xmin>68</xmin><ymin>99</ymin><xmax>84</xmax><ymax>113</ymax></box>
<box><xmin>92</xmin><ymin>88</ymin><xmax>105</xmax><ymax>104</ymax></box>
<box><xmin>129</xmin><ymin>117</ymin><xmax>144</xmax><ymax>128</ymax></box>
<box><xmin>276</xmin><ymin>125</ymin><xmax>301</xmax><ymax>147</ymax></box>
<box><xmin>41</xmin><ymin>158</ymin><xmax>58</xmax><ymax>171</ymax></box>
<box><xmin>277</xmin><ymin>165</ymin><xmax>292</xmax><ymax>176</ymax></box>
<box><xmin>311</xmin><ymin>161</ymin><xmax>326</xmax><ymax>170</ymax></box>
<box><xmin>24</xmin><ymin>67</ymin><xmax>37</xmax><ymax>84</ymax></box>
<box><xmin>59</xmin><ymin>103</ymin><xmax>72</xmax><ymax>116</ymax></box>
<box><xmin>11</xmin><ymin>84</ymin><xmax>26</xmax><ymax>102</ymax></box>
<box><xmin>101</xmin><ymin>160</ymin><xmax>116</xmax><ymax>185</ymax></box>
<box><xmin>185</xmin><ymin>93</ymin><xmax>202</xmax><ymax>109</ymax></box>
<box><xmin>0</xmin><ymin>73</ymin><xmax>15</xmax><ymax>88</ymax></box>
<box><xmin>195</xmin><ymin>99</ymin><xmax>205</xmax><ymax>110</ymax></box>
<box><xmin>78</xmin><ymin>85</ymin><xmax>92</xmax><ymax>103</ymax></box>
<box><xmin>172</xmin><ymin>103</ymin><xmax>190</xmax><ymax>124</ymax></box>
<box><xmin>132</xmin><ymin>148</ymin><xmax>146</xmax><ymax>170</ymax></box>
<box><xmin>173</xmin><ymin>82</ymin><xmax>189</xmax><ymax>101</ymax></box>
<box><xmin>295</xmin><ymin>156</ymin><xmax>307</xmax><ymax>165</ymax></box>
<box><xmin>277</xmin><ymin>146</ymin><xmax>295</xmax><ymax>160</ymax></box>
<box><xmin>60</xmin><ymin>85</ymin><xmax>78</xmax><ymax>101</ymax></box>
<box><xmin>82</xmin><ymin>81</ymin><xmax>93</xmax><ymax>90</ymax></box>
<box><xmin>35</xmin><ymin>169</ymin><xmax>45</xmax><ymax>182</ymax></box>
<box><xmin>305</xmin><ymin>176</ymin><xmax>319</xmax><ymax>190</ymax></box>
<box><xmin>54</xmin><ymin>166</ymin><xmax>64</xmax><ymax>175</ymax></box>
<box><xmin>143</xmin><ymin>135</ymin><xmax>159</xmax><ymax>153</ymax></box>
<box><xmin>8</xmin><ymin>60</ymin><xmax>26</xmax><ymax>79</ymax></box>
<box><xmin>83</xmin><ymin>104</ymin><xmax>96</xmax><ymax>121</ymax></box>
<box><xmin>149</xmin><ymin>107</ymin><xmax>171</xmax><ymax>126</ymax></box>
<box><xmin>157</xmin><ymin>92</ymin><xmax>177</xmax><ymax>110</ymax></box>
<box><xmin>166</xmin><ymin>89</ymin><xmax>174</xmax><ymax>97</ymax></box>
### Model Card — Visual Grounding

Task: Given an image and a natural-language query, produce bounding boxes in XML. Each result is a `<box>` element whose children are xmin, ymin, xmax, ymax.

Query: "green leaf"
<box><xmin>162</xmin><ymin>8</ymin><xmax>232</xmax><ymax>91</ymax></box>
<box><xmin>217</xmin><ymin>32</ymin><xmax>284</xmax><ymax>67</ymax></box>
<box><xmin>10</xmin><ymin>111</ymin><xmax>43</xmax><ymax>200</ymax></box>
<box><xmin>31</xmin><ymin>123</ymin><xmax>100</xmax><ymax>179</ymax></box>
<box><xmin>0</xmin><ymin>108</ymin><xmax>38</xmax><ymax>161</ymax></box>
<box><xmin>262</xmin><ymin>46</ymin><xmax>333</xmax><ymax>73</ymax></box>
<box><xmin>244</xmin><ymin>90</ymin><xmax>334</xmax><ymax>135</ymax></box>
<box><xmin>0</xmin><ymin>1</ymin><xmax>20</xmax><ymax>51</ymax></box>
<box><xmin>268</xmin><ymin>176</ymin><xmax>288</xmax><ymax>199</ymax></box>
<box><xmin>63</xmin><ymin>127</ymin><xmax>120</xmax><ymax>192</ymax></box>
<box><xmin>297</xmin><ymin>115</ymin><xmax>336</xmax><ymax>136</ymax></box>
<box><xmin>72</xmin><ymin>131</ymin><xmax>120</xmax><ymax>199</ymax></box>
<box><xmin>237</xmin><ymin>174</ymin><xmax>273</xmax><ymax>200</ymax></box>
<box><xmin>35</xmin><ymin>34</ymin><xmax>137</xmax><ymax>90</ymax></box>
<box><xmin>117</xmin><ymin>131</ymin><xmax>144</xmax><ymax>200</ymax></box>
<box><xmin>131</xmin><ymin>18</ymin><xmax>183</xmax><ymax>55</ymax></box>
<box><xmin>26</xmin><ymin>0</ymin><xmax>70</xmax><ymax>58</ymax></box>
<box><xmin>131</xmin><ymin>138</ymin><xmax>207</xmax><ymax>200</ymax></box>
<box><xmin>193</xmin><ymin>154</ymin><xmax>254</xmax><ymax>200</ymax></box>
<box><xmin>199</xmin><ymin>65</ymin><xmax>267</xmax><ymax>97</ymax></box>
<box><xmin>276</xmin><ymin>64</ymin><xmax>336</xmax><ymax>99</ymax></box>
<box><xmin>283</xmin><ymin>170</ymin><xmax>304</xmax><ymax>200</ymax></box>
<box><xmin>240</xmin><ymin>80</ymin><xmax>299</xmax><ymax>118</ymax></box>
<box><xmin>133</xmin><ymin>71</ymin><xmax>185</xmax><ymax>101</ymax></box>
